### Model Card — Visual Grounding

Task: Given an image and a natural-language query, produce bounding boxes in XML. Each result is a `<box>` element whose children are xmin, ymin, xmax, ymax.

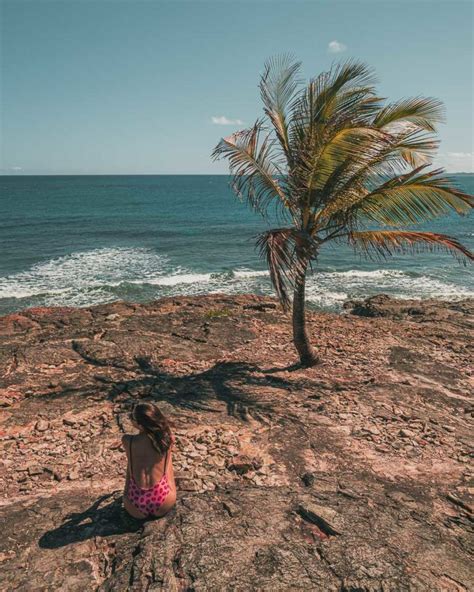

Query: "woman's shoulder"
<box><xmin>121</xmin><ymin>434</ymin><xmax>134</xmax><ymax>450</ymax></box>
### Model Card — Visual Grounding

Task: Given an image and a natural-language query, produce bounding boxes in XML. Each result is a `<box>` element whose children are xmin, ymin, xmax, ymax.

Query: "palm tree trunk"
<box><xmin>292</xmin><ymin>265</ymin><xmax>319</xmax><ymax>367</ymax></box>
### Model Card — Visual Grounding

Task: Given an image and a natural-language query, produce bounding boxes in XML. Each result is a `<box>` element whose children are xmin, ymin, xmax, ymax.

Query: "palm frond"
<box><xmin>307</xmin><ymin>126</ymin><xmax>390</xmax><ymax>194</ymax></box>
<box><xmin>391</xmin><ymin>129</ymin><xmax>439</xmax><ymax>167</ymax></box>
<box><xmin>260</xmin><ymin>54</ymin><xmax>302</xmax><ymax>164</ymax></box>
<box><xmin>373</xmin><ymin>97</ymin><xmax>445</xmax><ymax>132</ymax></box>
<box><xmin>288</xmin><ymin>60</ymin><xmax>377</xmax><ymax>156</ymax></box>
<box><xmin>212</xmin><ymin>120</ymin><xmax>290</xmax><ymax>217</ymax></box>
<box><xmin>304</xmin><ymin>95</ymin><xmax>442</xmax><ymax>202</ymax></box>
<box><xmin>364</xmin><ymin>168</ymin><xmax>471</xmax><ymax>222</ymax></box>
<box><xmin>315</xmin><ymin>141</ymin><xmax>440</xmax><ymax>226</ymax></box>
<box><xmin>307</xmin><ymin>60</ymin><xmax>378</xmax><ymax>123</ymax></box>
<box><xmin>286</xmin><ymin>61</ymin><xmax>384</xmax><ymax>210</ymax></box>
<box><xmin>348</xmin><ymin>230</ymin><xmax>474</xmax><ymax>262</ymax></box>
<box><xmin>313</xmin><ymin>136</ymin><xmax>407</xmax><ymax>221</ymax></box>
<box><xmin>313</xmin><ymin>106</ymin><xmax>439</xmax><ymax>193</ymax></box>
<box><xmin>256</xmin><ymin>228</ymin><xmax>318</xmax><ymax>309</ymax></box>
<box><xmin>337</xmin><ymin>166</ymin><xmax>473</xmax><ymax>227</ymax></box>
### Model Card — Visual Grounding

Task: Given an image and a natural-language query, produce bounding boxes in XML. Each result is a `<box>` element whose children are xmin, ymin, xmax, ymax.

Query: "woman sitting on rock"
<box><xmin>122</xmin><ymin>402</ymin><xmax>176</xmax><ymax>519</ymax></box>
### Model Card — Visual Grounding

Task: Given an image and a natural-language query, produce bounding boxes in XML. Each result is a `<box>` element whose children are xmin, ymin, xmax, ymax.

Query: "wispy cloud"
<box><xmin>447</xmin><ymin>151</ymin><xmax>473</xmax><ymax>159</ymax></box>
<box><xmin>328</xmin><ymin>40</ymin><xmax>347</xmax><ymax>54</ymax></box>
<box><xmin>0</xmin><ymin>166</ymin><xmax>24</xmax><ymax>175</ymax></box>
<box><xmin>211</xmin><ymin>116</ymin><xmax>244</xmax><ymax>126</ymax></box>
<box><xmin>436</xmin><ymin>152</ymin><xmax>474</xmax><ymax>173</ymax></box>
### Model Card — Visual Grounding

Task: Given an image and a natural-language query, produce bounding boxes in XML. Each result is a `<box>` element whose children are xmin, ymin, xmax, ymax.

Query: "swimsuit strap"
<box><xmin>163</xmin><ymin>448</ymin><xmax>169</xmax><ymax>475</ymax></box>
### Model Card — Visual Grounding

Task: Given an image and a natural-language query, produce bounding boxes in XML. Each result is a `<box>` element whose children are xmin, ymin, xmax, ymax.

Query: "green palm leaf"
<box><xmin>259</xmin><ymin>54</ymin><xmax>302</xmax><ymax>164</ymax></box>
<box><xmin>348</xmin><ymin>230</ymin><xmax>474</xmax><ymax>262</ymax></box>
<box><xmin>307</xmin><ymin>126</ymin><xmax>390</xmax><ymax>194</ymax></box>
<box><xmin>328</xmin><ymin>166</ymin><xmax>473</xmax><ymax>228</ymax></box>
<box><xmin>373</xmin><ymin>96</ymin><xmax>445</xmax><ymax>132</ymax></box>
<box><xmin>288</xmin><ymin>60</ymin><xmax>377</xmax><ymax>158</ymax></box>
<box><xmin>355</xmin><ymin>169</ymin><xmax>473</xmax><ymax>226</ymax></box>
<box><xmin>212</xmin><ymin>120</ymin><xmax>290</xmax><ymax>217</ymax></box>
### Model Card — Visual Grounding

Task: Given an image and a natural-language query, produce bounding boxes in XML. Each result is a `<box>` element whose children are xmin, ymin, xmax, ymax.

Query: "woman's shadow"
<box><xmin>39</xmin><ymin>492</ymin><xmax>153</xmax><ymax>549</ymax></box>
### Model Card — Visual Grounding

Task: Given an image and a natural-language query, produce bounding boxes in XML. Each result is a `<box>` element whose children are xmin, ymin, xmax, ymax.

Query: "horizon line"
<box><xmin>0</xmin><ymin>173</ymin><xmax>235</xmax><ymax>177</ymax></box>
<box><xmin>1</xmin><ymin>172</ymin><xmax>473</xmax><ymax>177</ymax></box>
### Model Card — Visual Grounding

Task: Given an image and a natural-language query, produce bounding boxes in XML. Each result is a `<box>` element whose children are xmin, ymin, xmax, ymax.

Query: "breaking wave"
<box><xmin>0</xmin><ymin>247</ymin><xmax>472</xmax><ymax>314</ymax></box>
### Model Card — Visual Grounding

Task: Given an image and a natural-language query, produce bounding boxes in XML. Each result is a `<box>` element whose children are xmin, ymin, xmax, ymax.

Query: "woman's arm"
<box><xmin>165</xmin><ymin>432</ymin><xmax>175</xmax><ymax>480</ymax></box>
<box><xmin>122</xmin><ymin>434</ymin><xmax>131</xmax><ymax>494</ymax></box>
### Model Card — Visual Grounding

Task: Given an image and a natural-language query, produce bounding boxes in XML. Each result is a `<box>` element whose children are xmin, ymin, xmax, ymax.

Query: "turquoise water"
<box><xmin>0</xmin><ymin>174</ymin><xmax>472</xmax><ymax>315</ymax></box>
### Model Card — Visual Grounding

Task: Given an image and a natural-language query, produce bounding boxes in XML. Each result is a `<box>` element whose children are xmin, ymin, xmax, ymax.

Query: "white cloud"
<box><xmin>328</xmin><ymin>40</ymin><xmax>347</xmax><ymax>54</ymax></box>
<box><xmin>211</xmin><ymin>116</ymin><xmax>244</xmax><ymax>126</ymax></box>
<box><xmin>436</xmin><ymin>152</ymin><xmax>474</xmax><ymax>173</ymax></box>
<box><xmin>447</xmin><ymin>152</ymin><xmax>473</xmax><ymax>159</ymax></box>
<box><xmin>0</xmin><ymin>166</ymin><xmax>23</xmax><ymax>174</ymax></box>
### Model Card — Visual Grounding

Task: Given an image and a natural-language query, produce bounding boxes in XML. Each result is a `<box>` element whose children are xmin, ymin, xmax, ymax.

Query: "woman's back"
<box><xmin>122</xmin><ymin>403</ymin><xmax>177</xmax><ymax>519</ymax></box>
<box><xmin>128</xmin><ymin>433</ymin><xmax>167</xmax><ymax>488</ymax></box>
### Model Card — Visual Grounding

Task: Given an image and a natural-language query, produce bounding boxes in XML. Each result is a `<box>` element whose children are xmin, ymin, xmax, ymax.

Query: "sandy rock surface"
<box><xmin>0</xmin><ymin>294</ymin><xmax>473</xmax><ymax>591</ymax></box>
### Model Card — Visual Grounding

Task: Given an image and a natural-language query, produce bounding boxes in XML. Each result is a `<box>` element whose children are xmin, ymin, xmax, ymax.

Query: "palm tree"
<box><xmin>212</xmin><ymin>56</ymin><xmax>473</xmax><ymax>367</ymax></box>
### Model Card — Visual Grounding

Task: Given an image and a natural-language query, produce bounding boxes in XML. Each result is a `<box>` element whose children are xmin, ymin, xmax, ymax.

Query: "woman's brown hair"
<box><xmin>131</xmin><ymin>403</ymin><xmax>172</xmax><ymax>457</ymax></box>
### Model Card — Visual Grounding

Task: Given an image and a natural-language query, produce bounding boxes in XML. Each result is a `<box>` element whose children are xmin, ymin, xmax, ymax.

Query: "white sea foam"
<box><xmin>0</xmin><ymin>247</ymin><xmax>170</xmax><ymax>305</ymax></box>
<box><xmin>234</xmin><ymin>269</ymin><xmax>269</xmax><ymax>278</ymax></box>
<box><xmin>145</xmin><ymin>272</ymin><xmax>213</xmax><ymax>286</ymax></box>
<box><xmin>305</xmin><ymin>267</ymin><xmax>474</xmax><ymax>306</ymax></box>
<box><xmin>1</xmin><ymin>247</ymin><xmax>472</xmax><ymax>312</ymax></box>
<box><xmin>320</xmin><ymin>269</ymin><xmax>406</xmax><ymax>279</ymax></box>
<box><xmin>137</xmin><ymin>268</ymin><xmax>269</xmax><ymax>287</ymax></box>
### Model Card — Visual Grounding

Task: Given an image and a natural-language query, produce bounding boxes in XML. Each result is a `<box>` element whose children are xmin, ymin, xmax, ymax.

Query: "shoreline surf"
<box><xmin>1</xmin><ymin>175</ymin><xmax>473</xmax><ymax>315</ymax></box>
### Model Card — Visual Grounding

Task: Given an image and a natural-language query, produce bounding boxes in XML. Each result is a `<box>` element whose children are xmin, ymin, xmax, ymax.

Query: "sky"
<box><xmin>1</xmin><ymin>0</ymin><xmax>473</xmax><ymax>175</ymax></box>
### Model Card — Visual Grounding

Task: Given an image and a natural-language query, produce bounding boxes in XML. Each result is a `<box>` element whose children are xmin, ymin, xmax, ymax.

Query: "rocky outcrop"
<box><xmin>344</xmin><ymin>293</ymin><xmax>474</xmax><ymax>323</ymax></box>
<box><xmin>0</xmin><ymin>294</ymin><xmax>473</xmax><ymax>591</ymax></box>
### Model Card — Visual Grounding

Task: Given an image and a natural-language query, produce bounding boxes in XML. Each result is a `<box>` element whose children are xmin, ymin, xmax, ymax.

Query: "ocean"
<box><xmin>0</xmin><ymin>174</ymin><xmax>472</xmax><ymax>316</ymax></box>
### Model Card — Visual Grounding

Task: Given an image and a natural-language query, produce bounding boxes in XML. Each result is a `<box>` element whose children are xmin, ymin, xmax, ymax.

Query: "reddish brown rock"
<box><xmin>0</xmin><ymin>294</ymin><xmax>473</xmax><ymax>591</ymax></box>
<box><xmin>227</xmin><ymin>454</ymin><xmax>262</xmax><ymax>475</ymax></box>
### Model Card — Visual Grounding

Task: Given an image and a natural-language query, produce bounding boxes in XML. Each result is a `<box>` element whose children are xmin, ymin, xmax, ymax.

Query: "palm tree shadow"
<box><xmin>39</xmin><ymin>492</ymin><xmax>152</xmax><ymax>549</ymax></box>
<box><xmin>109</xmin><ymin>361</ymin><xmax>301</xmax><ymax>421</ymax></box>
<box><xmin>33</xmin><ymin>360</ymin><xmax>315</xmax><ymax>424</ymax></box>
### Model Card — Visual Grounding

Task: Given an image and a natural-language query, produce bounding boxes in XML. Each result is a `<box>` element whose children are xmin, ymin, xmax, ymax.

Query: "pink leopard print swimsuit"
<box><xmin>126</xmin><ymin>436</ymin><xmax>171</xmax><ymax>517</ymax></box>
